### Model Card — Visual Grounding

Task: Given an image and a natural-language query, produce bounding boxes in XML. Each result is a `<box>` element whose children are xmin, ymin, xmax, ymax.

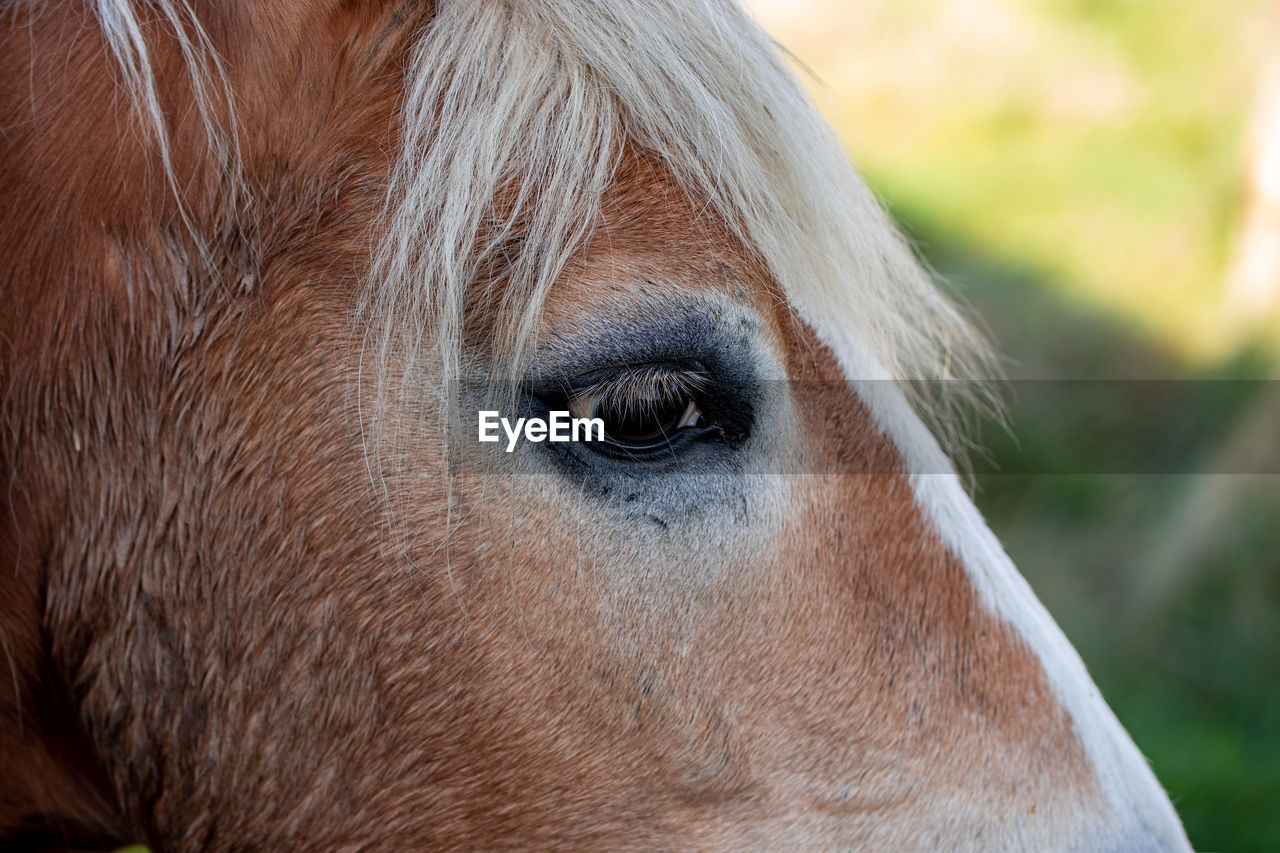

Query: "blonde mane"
<box><xmin>94</xmin><ymin>0</ymin><xmax>999</xmax><ymax>458</ymax></box>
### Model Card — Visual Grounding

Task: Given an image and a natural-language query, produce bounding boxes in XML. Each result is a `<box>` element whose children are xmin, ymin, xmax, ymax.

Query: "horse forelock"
<box><xmin>370</xmin><ymin>0</ymin><xmax>1003</xmax><ymax>452</ymax></box>
<box><xmin>86</xmin><ymin>0</ymin><xmax>999</xmax><ymax>458</ymax></box>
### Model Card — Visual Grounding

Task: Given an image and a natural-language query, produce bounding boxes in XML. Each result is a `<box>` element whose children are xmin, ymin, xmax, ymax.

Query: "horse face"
<box><xmin>401</xmin><ymin>153</ymin><xmax>1182</xmax><ymax>850</ymax></box>
<box><xmin>0</xmin><ymin>0</ymin><xmax>1189</xmax><ymax>850</ymax></box>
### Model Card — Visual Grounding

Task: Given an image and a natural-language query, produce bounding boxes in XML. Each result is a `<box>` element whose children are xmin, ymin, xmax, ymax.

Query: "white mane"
<box><xmin>369</xmin><ymin>0</ymin><xmax>999</xmax><ymax>449</ymax></box>
<box><xmin>93</xmin><ymin>0</ymin><xmax>999</xmax><ymax>455</ymax></box>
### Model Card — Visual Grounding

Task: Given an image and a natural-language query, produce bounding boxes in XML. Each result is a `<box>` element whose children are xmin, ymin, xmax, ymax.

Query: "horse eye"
<box><xmin>567</xmin><ymin>390</ymin><xmax>705</xmax><ymax>449</ymax></box>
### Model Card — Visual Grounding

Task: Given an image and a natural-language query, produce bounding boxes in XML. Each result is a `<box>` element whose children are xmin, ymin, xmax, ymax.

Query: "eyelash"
<box><xmin>567</xmin><ymin>366</ymin><xmax>705</xmax><ymax>417</ymax></box>
<box><xmin>561</xmin><ymin>366</ymin><xmax>713</xmax><ymax>451</ymax></box>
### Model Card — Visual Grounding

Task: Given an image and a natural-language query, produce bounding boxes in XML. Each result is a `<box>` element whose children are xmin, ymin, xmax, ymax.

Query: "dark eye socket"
<box><xmin>563</xmin><ymin>366</ymin><xmax>716</xmax><ymax>455</ymax></box>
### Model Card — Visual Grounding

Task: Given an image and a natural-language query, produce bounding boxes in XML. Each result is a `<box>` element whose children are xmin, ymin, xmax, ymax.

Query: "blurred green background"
<box><xmin>749</xmin><ymin>0</ymin><xmax>1280</xmax><ymax>849</ymax></box>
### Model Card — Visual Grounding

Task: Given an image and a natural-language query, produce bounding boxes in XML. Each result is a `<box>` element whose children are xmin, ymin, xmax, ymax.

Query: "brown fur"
<box><xmin>1</xmin><ymin>2</ymin><xmax>1096</xmax><ymax>849</ymax></box>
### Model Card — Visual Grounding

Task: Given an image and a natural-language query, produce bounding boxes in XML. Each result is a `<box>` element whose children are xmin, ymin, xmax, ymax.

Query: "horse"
<box><xmin>0</xmin><ymin>0</ymin><xmax>1192</xmax><ymax>849</ymax></box>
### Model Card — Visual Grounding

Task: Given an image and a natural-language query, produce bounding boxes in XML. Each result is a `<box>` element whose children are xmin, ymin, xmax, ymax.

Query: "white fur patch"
<box><xmin>807</xmin><ymin>322</ymin><xmax>1190</xmax><ymax>850</ymax></box>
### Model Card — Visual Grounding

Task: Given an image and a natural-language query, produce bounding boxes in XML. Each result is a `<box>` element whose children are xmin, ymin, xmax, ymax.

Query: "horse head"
<box><xmin>0</xmin><ymin>1</ymin><xmax>1190</xmax><ymax>849</ymax></box>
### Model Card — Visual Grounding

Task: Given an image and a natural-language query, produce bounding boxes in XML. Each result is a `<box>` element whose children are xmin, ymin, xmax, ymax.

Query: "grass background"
<box><xmin>748</xmin><ymin>0</ymin><xmax>1280</xmax><ymax>849</ymax></box>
